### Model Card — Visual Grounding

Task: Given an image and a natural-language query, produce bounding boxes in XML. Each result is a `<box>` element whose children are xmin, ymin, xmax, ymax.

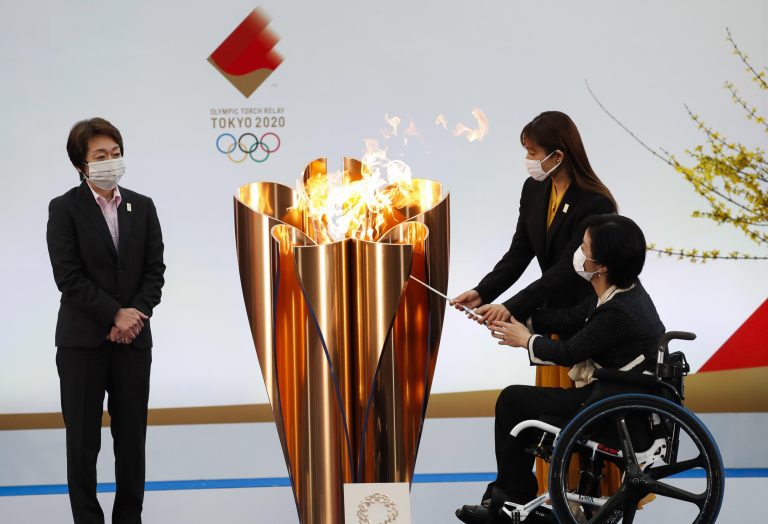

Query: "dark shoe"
<box><xmin>486</xmin><ymin>486</ymin><xmax>510</xmax><ymax>524</ymax></box>
<box><xmin>455</xmin><ymin>504</ymin><xmax>489</xmax><ymax>524</ymax></box>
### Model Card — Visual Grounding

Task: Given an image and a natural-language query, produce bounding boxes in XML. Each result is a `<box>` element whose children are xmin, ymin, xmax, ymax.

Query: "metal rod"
<box><xmin>408</xmin><ymin>275</ymin><xmax>482</xmax><ymax>318</ymax></box>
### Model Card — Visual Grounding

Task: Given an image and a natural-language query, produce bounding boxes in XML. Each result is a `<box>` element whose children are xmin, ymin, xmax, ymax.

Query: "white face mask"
<box><xmin>525</xmin><ymin>150</ymin><xmax>561</xmax><ymax>181</ymax></box>
<box><xmin>573</xmin><ymin>245</ymin><xmax>600</xmax><ymax>281</ymax></box>
<box><xmin>84</xmin><ymin>157</ymin><xmax>125</xmax><ymax>190</ymax></box>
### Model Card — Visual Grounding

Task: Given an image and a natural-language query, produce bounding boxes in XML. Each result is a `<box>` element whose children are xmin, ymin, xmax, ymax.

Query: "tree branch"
<box><xmin>727</xmin><ymin>27</ymin><xmax>768</xmax><ymax>90</ymax></box>
<box><xmin>647</xmin><ymin>246</ymin><xmax>768</xmax><ymax>261</ymax></box>
<box><xmin>584</xmin><ymin>80</ymin><xmax>674</xmax><ymax>166</ymax></box>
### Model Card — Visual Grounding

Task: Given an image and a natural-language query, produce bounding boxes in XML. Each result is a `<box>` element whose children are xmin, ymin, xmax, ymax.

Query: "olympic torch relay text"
<box><xmin>211</xmin><ymin>116</ymin><xmax>285</xmax><ymax>129</ymax></box>
<box><xmin>209</xmin><ymin>106</ymin><xmax>286</xmax><ymax>164</ymax></box>
<box><xmin>210</xmin><ymin>107</ymin><xmax>285</xmax><ymax>115</ymax></box>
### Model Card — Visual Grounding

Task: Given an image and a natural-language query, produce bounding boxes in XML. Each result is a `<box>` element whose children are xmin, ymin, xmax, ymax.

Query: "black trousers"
<box><xmin>56</xmin><ymin>342</ymin><xmax>152</xmax><ymax>524</ymax></box>
<box><xmin>484</xmin><ymin>383</ymin><xmax>595</xmax><ymax>506</ymax></box>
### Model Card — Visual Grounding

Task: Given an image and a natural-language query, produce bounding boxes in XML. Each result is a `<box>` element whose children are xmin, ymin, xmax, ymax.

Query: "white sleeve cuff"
<box><xmin>527</xmin><ymin>334</ymin><xmax>556</xmax><ymax>366</ymax></box>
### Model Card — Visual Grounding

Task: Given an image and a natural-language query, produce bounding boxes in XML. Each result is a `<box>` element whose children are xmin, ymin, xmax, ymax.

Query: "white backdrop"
<box><xmin>1</xmin><ymin>0</ymin><xmax>765</xmax><ymax>413</ymax></box>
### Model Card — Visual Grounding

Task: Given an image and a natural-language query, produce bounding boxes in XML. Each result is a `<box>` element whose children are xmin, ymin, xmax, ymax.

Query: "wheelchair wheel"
<box><xmin>549</xmin><ymin>394</ymin><xmax>724</xmax><ymax>523</ymax></box>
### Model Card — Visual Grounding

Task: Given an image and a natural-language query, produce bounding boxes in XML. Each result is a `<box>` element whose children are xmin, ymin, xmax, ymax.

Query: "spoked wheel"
<box><xmin>549</xmin><ymin>394</ymin><xmax>724</xmax><ymax>523</ymax></box>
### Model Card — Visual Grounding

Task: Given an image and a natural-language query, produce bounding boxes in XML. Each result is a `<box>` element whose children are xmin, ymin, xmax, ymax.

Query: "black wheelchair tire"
<box><xmin>548</xmin><ymin>394</ymin><xmax>724</xmax><ymax>524</ymax></box>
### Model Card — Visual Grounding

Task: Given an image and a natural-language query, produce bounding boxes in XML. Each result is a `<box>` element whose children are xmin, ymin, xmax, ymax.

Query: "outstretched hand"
<box><xmin>474</xmin><ymin>303</ymin><xmax>511</xmax><ymax>325</ymax></box>
<box><xmin>452</xmin><ymin>289</ymin><xmax>485</xmax><ymax>322</ymax></box>
<box><xmin>488</xmin><ymin>317</ymin><xmax>532</xmax><ymax>348</ymax></box>
<box><xmin>452</xmin><ymin>289</ymin><xmax>482</xmax><ymax>308</ymax></box>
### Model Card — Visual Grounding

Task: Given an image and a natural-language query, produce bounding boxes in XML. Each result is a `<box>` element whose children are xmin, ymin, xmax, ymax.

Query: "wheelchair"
<box><xmin>468</xmin><ymin>331</ymin><xmax>725</xmax><ymax>524</ymax></box>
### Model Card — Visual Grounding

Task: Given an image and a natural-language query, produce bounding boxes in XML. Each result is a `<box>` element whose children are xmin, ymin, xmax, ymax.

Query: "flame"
<box><xmin>452</xmin><ymin>108</ymin><xmax>488</xmax><ymax>142</ymax></box>
<box><xmin>384</xmin><ymin>114</ymin><xmax>401</xmax><ymax>137</ymax></box>
<box><xmin>291</xmin><ymin>140</ymin><xmax>435</xmax><ymax>244</ymax></box>
<box><xmin>403</xmin><ymin>120</ymin><xmax>419</xmax><ymax>145</ymax></box>
<box><xmin>435</xmin><ymin>114</ymin><xmax>448</xmax><ymax>130</ymax></box>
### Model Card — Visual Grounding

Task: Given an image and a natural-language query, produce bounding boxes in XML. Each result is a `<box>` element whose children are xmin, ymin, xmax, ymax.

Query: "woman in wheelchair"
<box><xmin>462</xmin><ymin>214</ymin><xmax>665</xmax><ymax>523</ymax></box>
<box><xmin>458</xmin><ymin>214</ymin><xmax>724</xmax><ymax>523</ymax></box>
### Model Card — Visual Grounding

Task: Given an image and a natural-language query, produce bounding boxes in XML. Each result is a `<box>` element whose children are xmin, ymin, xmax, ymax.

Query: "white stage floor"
<box><xmin>1</xmin><ymin>478</ymin><xmax>765</xmax><ymax>523</ymax></box>
<box><xmin>1</xmin><ymin>415</ymin><xmax>765</xmax><ymax>522</ymax></box>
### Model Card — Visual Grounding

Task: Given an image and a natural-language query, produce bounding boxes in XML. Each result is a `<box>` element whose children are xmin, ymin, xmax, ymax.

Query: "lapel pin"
<box><xmin>563</xmin><ymin>203</ymin><xmax>569</xmax><ymax>213</ymax></box>
<box><xmin>127</xmin><ymin>203</ymin><xmax>132</xmax><ymax>212</ymax></box>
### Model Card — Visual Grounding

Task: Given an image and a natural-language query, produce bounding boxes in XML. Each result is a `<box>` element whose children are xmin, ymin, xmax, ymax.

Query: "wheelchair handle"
<box><xmin>657</xmin><ymin>331</ymin><xmax>696</xmax><ymax>365</ymax></box>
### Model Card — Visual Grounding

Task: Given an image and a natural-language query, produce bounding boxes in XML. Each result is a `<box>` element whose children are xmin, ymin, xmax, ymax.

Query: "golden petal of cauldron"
<box><xmin>234</xmin><ymin>159</ymin><xmax>450</xmax><ymax>524</ymax></box>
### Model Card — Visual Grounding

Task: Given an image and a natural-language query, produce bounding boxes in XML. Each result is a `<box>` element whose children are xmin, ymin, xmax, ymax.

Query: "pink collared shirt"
<box><xmin>88</xmin><ymin>184</ymin><xmax>122</xmax><ymax>249</ymax></box>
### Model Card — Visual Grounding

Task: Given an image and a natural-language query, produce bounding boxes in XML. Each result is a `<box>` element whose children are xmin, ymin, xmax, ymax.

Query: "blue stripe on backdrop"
<box><xmin>1</xmin><ymin>470</ymin><xmax>766</xmax><ymax>497</ymax></box>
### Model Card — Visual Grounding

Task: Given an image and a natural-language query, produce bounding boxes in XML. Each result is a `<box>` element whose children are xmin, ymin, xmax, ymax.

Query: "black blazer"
<box><xmin>529</xmin><ymin>282</ymin><xmax>665</xmax><ymax>370</ymax></box>
<box><xmin>47</xmin><ymin>182</ymin><xmax>165</xmax><ymax>349</ymax></box>
<box><xmin>474</xmin><ymin>177</ymin><xmax>615</xmax><ymax>320</ymax></box>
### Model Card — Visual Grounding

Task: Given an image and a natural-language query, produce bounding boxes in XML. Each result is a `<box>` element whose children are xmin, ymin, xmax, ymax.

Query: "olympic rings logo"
<box><xmin>216</xmin><ymin>132</ymin><xmax>281</xmax><ymax>163</ymax></box>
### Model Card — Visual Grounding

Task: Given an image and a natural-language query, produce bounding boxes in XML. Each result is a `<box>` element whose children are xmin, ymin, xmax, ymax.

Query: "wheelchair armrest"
<box><xmin>593</xmin><ymin>368</ymin><xmax>684</xmax><ymax>404</ymax></box>
<box><xmin>593</xmin><ymin>368</ymin><xmax>659</xmax><ymax>388</ymax></box>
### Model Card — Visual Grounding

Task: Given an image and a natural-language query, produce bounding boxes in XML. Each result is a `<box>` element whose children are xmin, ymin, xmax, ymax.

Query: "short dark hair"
<box><xmin>66</xmin><ymin>118</ymin><xmax>123</xmax><ymax>181</ymax></box>
<box><xmin>583</xmin><ymin>214</ymin><xmax>646</xmax><ymax>288</ymax></box>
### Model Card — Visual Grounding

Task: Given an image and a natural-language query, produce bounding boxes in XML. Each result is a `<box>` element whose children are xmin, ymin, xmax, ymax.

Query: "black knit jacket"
<box><xmin>529</xmin><ymin>281</ymin><xmax>665</xmax><ymax>371</ymax></box>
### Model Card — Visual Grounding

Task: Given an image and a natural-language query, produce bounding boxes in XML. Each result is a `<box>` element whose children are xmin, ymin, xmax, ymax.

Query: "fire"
<box><xmin>289</xmin><ymin>107</ymin><xmax>487</xmax><ymax>244</ymax></box>
<box><xmin>452</xmin><ymin>108</ymin><xmax>488</xmax><ymax>142</ymax></box>
<box><xmin>384</xmin><ymin>114</ymin><xmax>401</xmax><ymax>137</ymax></box>
<box><xmin>292</xmin><ymin>140</ymin><xmax>432</xmax><ymax>244</ymax></box>
<box><xmin>403</xmin><ymin>120</ymin><xmax>419</xmax><ymax>145</ymax></box>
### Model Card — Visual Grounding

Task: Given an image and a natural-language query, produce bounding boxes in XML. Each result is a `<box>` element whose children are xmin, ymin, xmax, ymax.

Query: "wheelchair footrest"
<box><xmin>501</xmin><ymin>503</ymin><xmax>555</xmax><ymax>523</ymax></box>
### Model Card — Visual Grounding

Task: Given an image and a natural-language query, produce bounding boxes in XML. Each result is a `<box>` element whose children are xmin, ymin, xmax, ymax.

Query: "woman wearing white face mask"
<box><xmin>47</xmin><ymin>117</ymin><xmax>165</xmax><ymax>524</ymax></box>
<box><xmin>453</xmin><ymin>112</ymin><xmax>618</xmax><ymax>514</ymax></box>
<box><xmin>453</xmin><ymin>111</ymin><xmax>617</xmax><ymax>326</ymax></box>
<box><xmin>466</xmin><ymin>215</ymin><xmax>664</xmax><ymax>523</ymax></box>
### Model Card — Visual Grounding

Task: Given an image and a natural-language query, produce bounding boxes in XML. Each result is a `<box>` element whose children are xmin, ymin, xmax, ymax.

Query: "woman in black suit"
<box><xmin>47</xmin><ymin>118</ymin><xmax>165</xmax><ymax>524</ymax></box>
<box><xmin>453</xmin><ymin>111</ymin><xmax>617</xmax><ymax>510</ymax></box>
<box><xmin>481</xmin><ymin>214</ymin><xmax>663</xmax><ymax>523</ymax></box>
<box><xmin>454</xmin><ymin>110</ymin><xmax>617</xmax><ymax>325</ymax></box>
